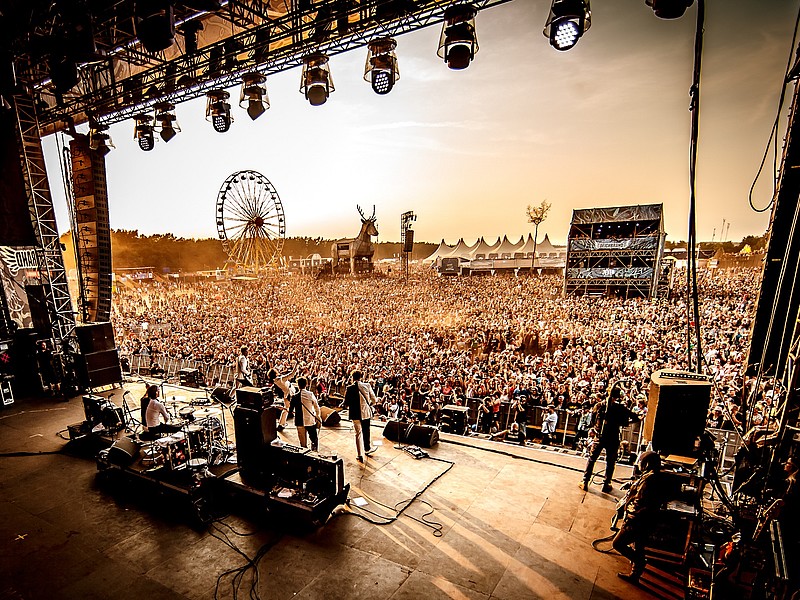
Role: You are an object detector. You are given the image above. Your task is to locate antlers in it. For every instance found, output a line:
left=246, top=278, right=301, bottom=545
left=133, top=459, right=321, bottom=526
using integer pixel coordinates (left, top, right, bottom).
left=356, top=204, right=376, bottom=221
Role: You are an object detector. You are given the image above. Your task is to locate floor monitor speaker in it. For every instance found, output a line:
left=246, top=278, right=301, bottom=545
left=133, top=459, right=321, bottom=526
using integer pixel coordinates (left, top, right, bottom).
left=108, top=437, right=140, bottom=466
left=320, top=406, right=341, bottom=427
left=383, top=420, right=439, bottom=448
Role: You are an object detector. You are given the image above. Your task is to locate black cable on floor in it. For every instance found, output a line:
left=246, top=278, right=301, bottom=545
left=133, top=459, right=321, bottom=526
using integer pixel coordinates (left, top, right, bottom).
left=0, top=450, right=65, bottom=457
left=336, top=455, right=454, bottom=536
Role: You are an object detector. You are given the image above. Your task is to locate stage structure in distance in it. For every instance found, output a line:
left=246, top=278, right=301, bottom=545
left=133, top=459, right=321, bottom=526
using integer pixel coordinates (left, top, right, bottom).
left=331, top=205, right=378, bottom=275
left=564, top=204, right=666, bottom=298
left=216, top=170, right=286, bottom=275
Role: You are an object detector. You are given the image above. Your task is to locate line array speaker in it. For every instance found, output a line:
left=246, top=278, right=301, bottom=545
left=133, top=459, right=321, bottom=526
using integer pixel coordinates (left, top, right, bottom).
left=70, top=136, right=112, bottom=323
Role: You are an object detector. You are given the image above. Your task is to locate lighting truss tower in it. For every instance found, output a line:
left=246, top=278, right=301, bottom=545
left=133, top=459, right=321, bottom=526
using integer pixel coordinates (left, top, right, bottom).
left=12, top=94, right=76, bottom=344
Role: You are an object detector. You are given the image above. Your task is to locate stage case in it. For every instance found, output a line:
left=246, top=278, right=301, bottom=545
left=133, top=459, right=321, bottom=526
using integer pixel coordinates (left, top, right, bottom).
left=564, top=203, right=667, bottom=299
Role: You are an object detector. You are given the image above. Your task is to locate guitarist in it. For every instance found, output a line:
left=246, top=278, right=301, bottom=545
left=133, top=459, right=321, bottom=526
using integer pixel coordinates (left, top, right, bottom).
left=613, top=451, right=664, bottom=584
left=580, top=381, right=640, bottom=493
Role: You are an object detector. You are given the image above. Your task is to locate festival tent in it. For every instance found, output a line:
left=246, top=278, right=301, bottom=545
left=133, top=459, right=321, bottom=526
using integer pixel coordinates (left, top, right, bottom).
left=470, top=236, right=502, bottom=259
left=495, top=235, right=525, bottom=257
left=423, top=239, right=455, bottom=263
left=519, top=233, right=562, bottom=256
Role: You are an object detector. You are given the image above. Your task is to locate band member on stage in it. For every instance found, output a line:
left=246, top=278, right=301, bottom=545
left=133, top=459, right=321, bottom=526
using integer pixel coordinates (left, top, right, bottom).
left=580, top=382, right=640, bottom=493
left=272, top=363, right=299, bottom=432
left=346, top=370, right=377, bottom=463
left=295, top=377, right=322, bottom=451
left=143, top=385, right=181, bottom=434
left=613, top=451, right=664, bottom=583
left=235, top=346, right=253, bottom=387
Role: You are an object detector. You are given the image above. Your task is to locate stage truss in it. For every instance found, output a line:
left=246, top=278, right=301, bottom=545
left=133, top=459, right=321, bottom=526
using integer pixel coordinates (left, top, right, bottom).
left=216, top=170, right=286, bottom=275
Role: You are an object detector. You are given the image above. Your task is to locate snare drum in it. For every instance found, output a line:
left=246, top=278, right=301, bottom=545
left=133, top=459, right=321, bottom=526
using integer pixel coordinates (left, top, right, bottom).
left=178, top=407, right=195, bottom=422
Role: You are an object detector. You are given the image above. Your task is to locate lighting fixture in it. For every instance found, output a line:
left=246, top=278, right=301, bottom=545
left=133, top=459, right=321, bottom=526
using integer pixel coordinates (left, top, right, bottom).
left=645, top=0, right=694, bottom=19
left=544, top=0, right=591, bottom=51
left=178, top=20, right=203, bottom=55
left=239, top=73, right=269, bottom=120
left=364, top=38, right=399, bottom=95
left=153, top=101, right=179, bottom=142
left=437, top=4, right=478, bottom=70
left=135, top=0, right=175, bottom=53
left=133, top=113, right=155, bottom=151
left=300, top=54, right=334, bottom=106
left=206, top=89, right=232, bottom=132
left=88, top=120, right=113, bottom=156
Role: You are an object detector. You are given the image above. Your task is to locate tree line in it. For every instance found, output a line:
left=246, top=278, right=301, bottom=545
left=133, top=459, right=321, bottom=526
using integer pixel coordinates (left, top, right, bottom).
left=60, top=230, right=437, bottom=273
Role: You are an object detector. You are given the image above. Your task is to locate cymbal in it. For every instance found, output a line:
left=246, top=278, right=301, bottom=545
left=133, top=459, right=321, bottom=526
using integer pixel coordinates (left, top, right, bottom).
left=193, top=407, right=222, bottom=418
left=164, top=395, right=188, bottom=404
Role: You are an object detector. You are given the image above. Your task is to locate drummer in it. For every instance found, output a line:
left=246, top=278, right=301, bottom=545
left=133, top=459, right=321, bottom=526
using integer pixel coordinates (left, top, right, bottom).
left=143, top=385, right=181, bottom=435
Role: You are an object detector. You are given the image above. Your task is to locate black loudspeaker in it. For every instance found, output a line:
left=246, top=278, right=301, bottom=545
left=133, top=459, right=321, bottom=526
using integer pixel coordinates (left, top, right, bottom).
left=24, top=285, right=51, bottom=337
left=0, top=106, right=36, bottom=247
left=320, top=406, right=341, bottom=427
left=403, top=229, right=414, bottom=253
left=236, top=386, right=270, bottom=409
left=644, top=370, right=711, bottom=457
left=233, top=406, right=277, bottom=483
left=179, top=367, right=202, bottom=388
left=76, top=322, right=115, bottom=353
left=383, top=420, right=439, bottom=448
left=211, top=386, right=234, bottom=405
left=108, top=437, right=140, bottom=466
left=77, top=349, right=122, bottom=388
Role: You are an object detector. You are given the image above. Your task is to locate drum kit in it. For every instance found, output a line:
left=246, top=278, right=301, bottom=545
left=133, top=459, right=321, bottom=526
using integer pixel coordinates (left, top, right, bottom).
left=141, top=396, right=228, bottom=472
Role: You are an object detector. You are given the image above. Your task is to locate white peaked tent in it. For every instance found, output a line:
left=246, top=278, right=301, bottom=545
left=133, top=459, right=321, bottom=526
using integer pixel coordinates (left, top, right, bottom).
left=519, top=233, right=562, bottom=255
left=495, top=235, right=525, bottom=257
left=423, top=239, right=454, bottom=263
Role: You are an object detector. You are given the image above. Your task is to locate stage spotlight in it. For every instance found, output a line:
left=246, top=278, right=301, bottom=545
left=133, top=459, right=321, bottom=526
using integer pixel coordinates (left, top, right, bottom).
left=178, top=20, right=203, bottom=55
left=133, top=113, right=155, bottom=151
left=300, top=54, right=334, bottom=106
left=135, top=0, right=175, bottom=53
left=206, top=89, right=232, bottom=132
left=437, top=4, right=478, bottom=70
left=88, top=120, right=114, bottom=156
left=364, top=38, right=399, bottom=95
left=154, top=101, right=179, bottom=142
left=646, top=0, right=694, bottom=19
left=239, top=72, right=269, bottom=120
left=544, top=0, right=591, bottom=51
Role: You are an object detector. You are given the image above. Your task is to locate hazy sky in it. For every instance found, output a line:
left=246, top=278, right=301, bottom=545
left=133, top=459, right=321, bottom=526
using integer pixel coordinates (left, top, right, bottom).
left=42, top=0, right=797, bottom=245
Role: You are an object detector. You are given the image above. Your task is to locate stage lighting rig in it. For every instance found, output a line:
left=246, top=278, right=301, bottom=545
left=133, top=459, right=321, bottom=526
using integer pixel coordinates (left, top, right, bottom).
left=133, top=113, right=156, bottom=151
left=239, top=73, right=269, bottom=120
left=88, top=120, right=113, bottom=156
left=300, top=54, right=334, bottom=106
left=154, top=101, right=180, bottom=142
left=364, top=38, right=399, bottom=95
left=437, top=4, right=478, bottom=70
left=646, top=0, right=694, bottom=19
left=544, top=0, right=591, bottom=51
left=206, top=89, right=232, bottom=132
left=135, top=0, right=176, bottom=53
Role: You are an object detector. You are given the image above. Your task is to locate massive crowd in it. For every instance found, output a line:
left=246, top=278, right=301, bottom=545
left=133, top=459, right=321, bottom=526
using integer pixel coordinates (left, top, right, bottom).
left=112, top=266, right=773, bottom=442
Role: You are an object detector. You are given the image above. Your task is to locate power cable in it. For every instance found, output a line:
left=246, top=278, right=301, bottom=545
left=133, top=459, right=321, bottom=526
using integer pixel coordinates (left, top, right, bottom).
left=748, top=3, right=800, bottom=213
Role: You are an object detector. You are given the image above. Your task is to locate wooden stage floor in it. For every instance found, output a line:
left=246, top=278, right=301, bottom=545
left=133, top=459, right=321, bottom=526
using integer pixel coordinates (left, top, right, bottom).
left=0, top=385, right=686, bottom=600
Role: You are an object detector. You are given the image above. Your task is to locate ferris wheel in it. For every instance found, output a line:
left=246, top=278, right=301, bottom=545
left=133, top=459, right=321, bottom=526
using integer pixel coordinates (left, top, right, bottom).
left=216, top=170, right=286, bottom=274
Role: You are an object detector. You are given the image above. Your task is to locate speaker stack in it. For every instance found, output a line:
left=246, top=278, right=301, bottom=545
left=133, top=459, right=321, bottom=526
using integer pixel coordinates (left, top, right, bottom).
left=233, top=405, right=278, bottom=484
left=75, top=323, right=121, bottom=388
left=383, top=419, right=439, bottom=448
left=644, top=370, right=712, bottom=457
